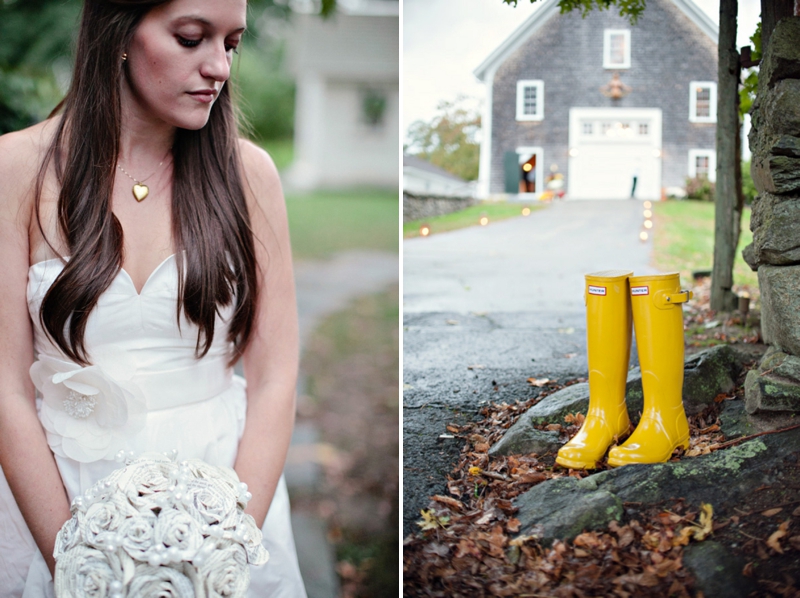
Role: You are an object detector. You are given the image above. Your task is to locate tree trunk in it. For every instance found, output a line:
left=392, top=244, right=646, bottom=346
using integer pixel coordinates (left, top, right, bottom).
left=711, top=0, right=740, bottom=312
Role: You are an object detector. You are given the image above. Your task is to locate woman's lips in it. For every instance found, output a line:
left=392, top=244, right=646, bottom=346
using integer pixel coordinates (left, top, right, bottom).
left=187, top=90, right=216, bottom=103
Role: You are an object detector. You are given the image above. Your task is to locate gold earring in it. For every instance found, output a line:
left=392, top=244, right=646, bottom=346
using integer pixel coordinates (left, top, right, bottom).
left=122, top=53, right=128, bottom=62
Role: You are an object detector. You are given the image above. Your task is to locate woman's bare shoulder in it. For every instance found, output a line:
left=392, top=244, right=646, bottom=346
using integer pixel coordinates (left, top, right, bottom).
left=237, top=139, right=283, bottom=211
left=0, top=117, right=60, bottom=209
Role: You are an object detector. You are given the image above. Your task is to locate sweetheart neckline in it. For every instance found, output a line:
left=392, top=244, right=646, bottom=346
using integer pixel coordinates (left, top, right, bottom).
left=28, top=253, right=178, bottom=297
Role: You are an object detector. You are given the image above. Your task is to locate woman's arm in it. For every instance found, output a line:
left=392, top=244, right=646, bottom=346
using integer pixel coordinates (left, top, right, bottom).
left=234, top=140, right=299, bottom=527
left=0, top=129, right=72, bottom=577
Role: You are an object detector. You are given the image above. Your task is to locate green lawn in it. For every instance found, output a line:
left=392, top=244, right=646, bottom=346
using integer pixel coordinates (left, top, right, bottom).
left=651, top=200, right=757, bottom=290
left=403, top=202, right=541, bottom=238
left=286, top=189, right=398, bottom=260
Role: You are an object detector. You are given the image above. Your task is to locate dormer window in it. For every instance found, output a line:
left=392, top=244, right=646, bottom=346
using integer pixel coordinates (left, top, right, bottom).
left=689, top=82, right=717, bottom=122
left=516, top=80, right=544, bottom=121
left=603, top=30, right=630, bottom=69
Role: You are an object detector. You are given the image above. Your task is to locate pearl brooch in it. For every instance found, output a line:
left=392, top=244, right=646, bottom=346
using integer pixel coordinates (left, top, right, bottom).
left=62, top=390, right=97, bottom=419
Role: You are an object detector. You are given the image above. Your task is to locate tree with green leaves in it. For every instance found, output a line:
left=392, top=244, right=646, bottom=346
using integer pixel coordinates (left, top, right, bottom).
left=406, top=96, right=482, bottom=181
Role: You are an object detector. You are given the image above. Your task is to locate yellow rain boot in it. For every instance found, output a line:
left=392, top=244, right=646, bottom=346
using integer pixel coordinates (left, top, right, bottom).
left=607, top=273, right=692, bottom=467
left=556, top=270, right=633, bottom=470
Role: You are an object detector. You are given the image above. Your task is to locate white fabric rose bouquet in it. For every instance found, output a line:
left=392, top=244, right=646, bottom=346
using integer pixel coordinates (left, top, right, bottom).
left=53, top=453, right=268, bottom=598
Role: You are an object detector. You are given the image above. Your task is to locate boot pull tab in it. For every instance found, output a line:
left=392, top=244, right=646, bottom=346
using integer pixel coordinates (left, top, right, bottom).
left=653, top=289, right=693, bottom=309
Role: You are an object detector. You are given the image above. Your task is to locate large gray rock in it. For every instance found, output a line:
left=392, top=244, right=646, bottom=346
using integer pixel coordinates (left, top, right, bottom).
left=750, top=79, right=800, bottom=197
left=758, top=264, right=800, bottom=355
left=490, top=346, right=742, bottom=457
left=744, top=346, right=800, bottom=414
left=515, top=476, right=623, bottom=545
left=758, top=17, right=800, bottom=90
left=681, top=345, right=741, bottom=414
left=683, top=541, right=756, bottom=598
left=488, top=427, right=561, bottom=457
left=748, top=193, right=800, bottom=267
left=515, top=426, right=800, bottom=544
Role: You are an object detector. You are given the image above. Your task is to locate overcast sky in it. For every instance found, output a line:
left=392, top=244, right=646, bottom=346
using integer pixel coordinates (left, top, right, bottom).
left=403, top=0, right=762, bottom=140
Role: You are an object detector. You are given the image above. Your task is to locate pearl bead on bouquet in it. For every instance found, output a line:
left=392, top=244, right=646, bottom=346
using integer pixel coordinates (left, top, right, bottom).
left=53, top=452, right=268, bottom=597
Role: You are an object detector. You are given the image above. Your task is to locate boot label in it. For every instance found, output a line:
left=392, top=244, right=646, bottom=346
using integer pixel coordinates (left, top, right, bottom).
left=587, top=285, right=606, bottom=296
left=631, top=286, right=649, bottom=296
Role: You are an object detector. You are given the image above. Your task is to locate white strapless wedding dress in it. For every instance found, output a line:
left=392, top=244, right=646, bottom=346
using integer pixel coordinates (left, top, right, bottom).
left=0, top=254, right=307, bottom=597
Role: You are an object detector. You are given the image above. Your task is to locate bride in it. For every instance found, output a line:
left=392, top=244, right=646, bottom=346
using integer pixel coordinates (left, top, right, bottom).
left=0, top=0, right=306, bottom=595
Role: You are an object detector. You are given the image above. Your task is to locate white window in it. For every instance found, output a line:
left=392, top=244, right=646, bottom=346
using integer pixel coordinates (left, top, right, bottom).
left=688, top=149, right=716, bottom=182
left=638, top=123, right=649, bottom=135
left=583, top=122, right=593, bottom=135
left=603, top=30, right=631, bottom=69
left=516, top=80, right=544, bottom=121
left=689, top=82, right=717, bottom=123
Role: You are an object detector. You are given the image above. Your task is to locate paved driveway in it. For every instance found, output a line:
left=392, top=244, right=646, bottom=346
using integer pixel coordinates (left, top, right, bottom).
left=404, top=200, right=658, bottom=314
left=402, top=199, right=658, bottom=536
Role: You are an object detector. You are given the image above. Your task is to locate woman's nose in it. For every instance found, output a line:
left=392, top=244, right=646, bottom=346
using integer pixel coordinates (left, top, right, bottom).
left=200, top=41, right=231, bottom=82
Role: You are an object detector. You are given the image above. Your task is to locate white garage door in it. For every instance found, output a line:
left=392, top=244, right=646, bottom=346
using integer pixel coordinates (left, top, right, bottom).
left=568, top=108, right=662, bottom=200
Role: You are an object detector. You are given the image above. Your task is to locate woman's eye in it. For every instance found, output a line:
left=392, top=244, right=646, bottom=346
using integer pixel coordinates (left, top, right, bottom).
left=177, top=36, right=201, bottom=48
left=225, top=43, right=239, bottom=54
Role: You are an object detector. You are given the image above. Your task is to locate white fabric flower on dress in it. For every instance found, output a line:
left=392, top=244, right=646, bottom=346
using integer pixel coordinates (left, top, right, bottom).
left=30, top=350, right=146, bottom=463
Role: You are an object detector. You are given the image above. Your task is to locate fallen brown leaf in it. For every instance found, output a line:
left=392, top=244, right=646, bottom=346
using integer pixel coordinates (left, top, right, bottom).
left=766, top=520, right=789, bottom=553
left=527, top=377, right=550, bottom=387
left=432, top=494, right=463, bottom=511
left=762, top=507, right=783, bottom=517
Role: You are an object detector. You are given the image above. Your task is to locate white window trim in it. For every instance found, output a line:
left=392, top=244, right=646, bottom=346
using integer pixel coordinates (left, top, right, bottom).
left=689, top=81, right=717, bottom=123
left=688, top=149, right=716, bottom=182
left=516, top=80, right=544, bottom=121
left=603, top=30, right=631, bottom=69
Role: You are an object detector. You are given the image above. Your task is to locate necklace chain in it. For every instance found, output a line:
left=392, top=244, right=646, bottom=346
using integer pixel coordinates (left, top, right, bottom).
left=116, top=149, right=171, bottom=184
left=116, top=148, right=172, bottom=202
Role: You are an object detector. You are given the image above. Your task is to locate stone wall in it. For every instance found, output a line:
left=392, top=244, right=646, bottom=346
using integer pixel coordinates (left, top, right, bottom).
left=403, top=193, right=477, bottom=223
left=742, top=17, right=800, bottom=414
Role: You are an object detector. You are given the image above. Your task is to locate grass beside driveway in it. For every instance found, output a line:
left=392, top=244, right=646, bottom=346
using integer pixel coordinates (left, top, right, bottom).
left=651, top=200, right=757, bottom=290
left=403, top=202, right=542, bottom=238
left=286, top=188, right=398, bottom=260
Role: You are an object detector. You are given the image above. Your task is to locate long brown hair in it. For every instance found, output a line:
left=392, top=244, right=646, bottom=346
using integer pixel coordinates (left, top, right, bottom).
left=35, top=0, right=258, bottom=366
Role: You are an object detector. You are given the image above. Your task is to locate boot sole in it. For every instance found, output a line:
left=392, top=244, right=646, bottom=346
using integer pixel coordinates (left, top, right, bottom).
left=555, top=455, right=599, bottom=470
left=606, top=436, right=690, bottom=467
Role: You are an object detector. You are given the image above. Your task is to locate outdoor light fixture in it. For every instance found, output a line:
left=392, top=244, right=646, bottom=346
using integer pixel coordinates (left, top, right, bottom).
left=653, top=149, right=662, bottom=158
left=643, top=209, right=652, bottom=218
left=522, top=163, right=533, bottom=172
left=522, top=207, right=531, bottom=216
left=643, top=201, right=652, bottom=209
left=644, top=220, right=653, bottom=229
left=640, top=231, right=649, bottom=241
left=569, top=148, right=579, bottom=157
left=420, top=224, right=431, bottom=237
left=479, top=215, right=489, bottom=226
